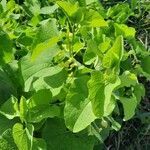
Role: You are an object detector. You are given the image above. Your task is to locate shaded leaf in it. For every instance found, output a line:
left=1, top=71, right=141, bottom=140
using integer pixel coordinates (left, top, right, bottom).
left=0, top=129, right=17, bottom=150
left=32, top=138, right=47, bottom=150
left=0, top=29, right=13, bottom=64
left=42, top=118, right=95, bottom=150
left=27, top=105, right=60, bottom=123
left=141, top=56, right=150, bottom=75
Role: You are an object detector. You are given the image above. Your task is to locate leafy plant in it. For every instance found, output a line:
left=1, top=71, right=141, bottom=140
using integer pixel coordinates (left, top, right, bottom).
left=0, top=0, right=149, bottom=149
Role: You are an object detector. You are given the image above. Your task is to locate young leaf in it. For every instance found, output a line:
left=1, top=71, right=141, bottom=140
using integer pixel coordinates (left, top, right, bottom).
left=114, top=23, right=136, bottom=38
left=13, top=123, right=34, bottom=150
left=19, top=97, right=28, bottom=123
left=102, top=36, right=124, bottom=69
left=57, top=1, right=78, bottom=17
left=84, top=9, right=108, bottom=27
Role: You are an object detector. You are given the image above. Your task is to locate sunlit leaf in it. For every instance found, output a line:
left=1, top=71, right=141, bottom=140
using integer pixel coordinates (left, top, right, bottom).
left=13, top=123, right=34, bottom=150
left=120, top=96, right=137, bottom=121
left=103, top=36, right=124, bottom=69
left=64, top=76, right=96, bottom=132
left=57, top=1, right=78, bottom=17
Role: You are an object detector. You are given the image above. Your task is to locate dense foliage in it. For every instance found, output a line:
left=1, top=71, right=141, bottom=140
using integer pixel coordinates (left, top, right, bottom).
left=0, top=0, right=149, bottom=149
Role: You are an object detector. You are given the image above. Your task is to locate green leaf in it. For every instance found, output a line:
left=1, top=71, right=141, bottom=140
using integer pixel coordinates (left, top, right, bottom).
left=98, top=38, right=111, bottom=53
left=88, top=71, right=104, bottom=117
left=88, top=71, right=105, bottom=117
left=107, top=3, right=132, bottom=23
left=29, top=89, right=52, bottom=108
left=57, top=1, right=79, bottom=17
left=0, top=29, right=13, bottom=64
left=83, top=51, right=96, bottom=65
left=104, top=77, right=121, bottom=116
left=43, top=68, right=67, bottom=89
left=131, top=0, right=138, bottom=9
left=42, top=118, right=95, bottom=150
left=13, top=123, right=34, bottom=150
left=84, top=9, right=108, bottom=27
left=29, top=1, right=41, bottom=16
left=83, top=40, right=101, bottom=65
left=31, top=19, right=60, bottom=61
left=120, top=96, right=137, bottom=121
left=0, top=129, right=17, bottom=150
left=77, top=0, right=86, bottom=6
left=86, top=0, right=97, bottom=5
left=17, top=33, right=33, bottom=47
left=33, top=19, right=58, bottom=45
left=88, top=71, right=120, bottom=117
left=73, top=42, right=84, bottom=53
left=27, top=105, right=60, bottom=123
left=104, top=95, right=116, bottom=117
left=21, top=55, right=64, bottom=92
left=40, top=5, right=58, bottom=15
left=1, top=0, right=6, bottom=11
left=32, top=68, right=67, bottom=97
left=31, top=37, right=59, bottom=61
left=118, top=71, right=138, bottom=88
left=102, top=36, right=124, bottom=69
left=134, top=83, right=145, bottom=104
left=141, top=56, right=150, bottom=75
left=19, top=97, right=28, bottom=122
left=0, top=115, right=17, bottom=135
left=64, top=76, right=96, bottom=133
left=32, top=138, right=47, bottom=150
left=0, top=96, right=18, bottom=119
left=114, top=23, right=136, bottom=38
left=27, top=89, right=60, bottom=123
left=0, top=67, right=18, bottom=105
